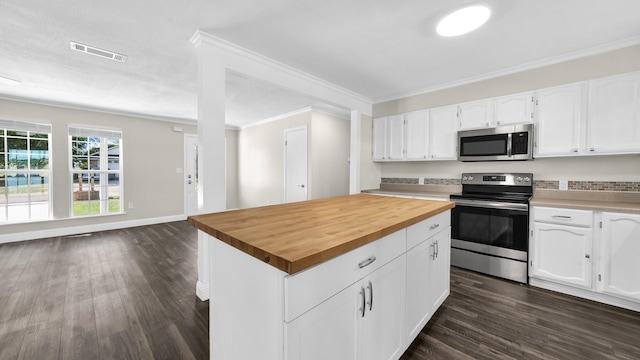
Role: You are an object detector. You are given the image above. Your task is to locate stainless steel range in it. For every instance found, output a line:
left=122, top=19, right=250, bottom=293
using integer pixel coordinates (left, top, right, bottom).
left=449, top=173, right=533, bottom=283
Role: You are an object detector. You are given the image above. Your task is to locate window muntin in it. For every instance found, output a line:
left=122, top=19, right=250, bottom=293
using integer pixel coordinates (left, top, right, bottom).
left=0, top=121, right=52, bottom=223
left=69, top=126, right=122, bottom=217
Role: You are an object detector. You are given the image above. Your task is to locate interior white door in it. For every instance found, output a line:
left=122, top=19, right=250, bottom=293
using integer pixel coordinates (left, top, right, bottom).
left=285, top=127, right=308, bottom=203
left=185, top=134, right=199, bottom=215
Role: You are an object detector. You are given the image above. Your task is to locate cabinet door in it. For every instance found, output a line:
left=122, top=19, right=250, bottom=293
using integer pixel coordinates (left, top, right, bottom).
left=405, top=240, right=431, bottom=341
left=360, top=256, right=405, bottom=360
left=286, top=281, right=359, bottom=360
left=459, top=99, right=492, bottom=130
left=429, top=229, right=451, bottom=312
left=372, top=117, right=387, bottom=161
left=599, top=212, right=640, bottom=302
left=534, top=83, right=587, bottom=157
left=587, top=72, right=640, bottom=154
left=531, top=222, right=592, bottom=289
left=494, top=91, right=534, bottom=126
left=405, top=110, right=429, bottom=160
left=387, top=115, right=405, bottom=160
left=429, top=105, right=458, bottom=160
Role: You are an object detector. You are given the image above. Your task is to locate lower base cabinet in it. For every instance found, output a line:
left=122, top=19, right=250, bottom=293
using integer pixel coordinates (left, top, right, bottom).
left=530, top=207, right=640, bottom=312
left=286, top=256, right=406, bottom=360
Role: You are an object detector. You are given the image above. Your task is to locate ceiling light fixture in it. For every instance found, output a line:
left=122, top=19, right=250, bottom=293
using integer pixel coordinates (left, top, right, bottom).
left=0, top=76, right=21, bottom=86
left=70, top=41, right=128, bottom=63
left=436, top=5, right=491, bottom=37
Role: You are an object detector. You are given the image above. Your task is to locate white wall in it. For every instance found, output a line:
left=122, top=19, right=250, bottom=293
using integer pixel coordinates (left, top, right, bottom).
left=370, top=44, right=640, bottom=183
left=237, top=110, right=351, bottom=209
left=309, top=111, right=350, bottom=199
left=0, top=98, right=197, bottom=241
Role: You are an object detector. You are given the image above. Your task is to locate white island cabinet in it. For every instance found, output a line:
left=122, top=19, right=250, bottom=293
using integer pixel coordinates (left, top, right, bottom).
left=189, top=194, right=454, bottom=360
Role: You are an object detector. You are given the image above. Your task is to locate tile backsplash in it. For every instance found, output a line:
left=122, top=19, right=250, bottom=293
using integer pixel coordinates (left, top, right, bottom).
left=381, top=178, right=640, bottom=192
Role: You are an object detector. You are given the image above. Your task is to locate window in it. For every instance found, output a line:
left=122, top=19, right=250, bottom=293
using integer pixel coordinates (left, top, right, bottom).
left=69, top=126, right=122, bottom=216
left=0, top=120, right=52, bottom=223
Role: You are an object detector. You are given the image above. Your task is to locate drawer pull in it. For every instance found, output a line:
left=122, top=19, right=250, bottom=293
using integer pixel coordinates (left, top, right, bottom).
left=358, top=256, right=377, bottom=269
left=367, top=281, right=373, bottom=311
left=551, top=215, right=572, bottom=220
left=429, top=223, right=440, bottom=231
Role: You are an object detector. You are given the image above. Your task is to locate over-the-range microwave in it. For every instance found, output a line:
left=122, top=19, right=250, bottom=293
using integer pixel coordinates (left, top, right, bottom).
left=457, top=123, right=533, bottom=161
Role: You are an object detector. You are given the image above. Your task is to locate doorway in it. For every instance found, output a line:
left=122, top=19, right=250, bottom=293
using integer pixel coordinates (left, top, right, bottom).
left=284, top=126, right=308, bottom=203
left=184, top=134, right=199, bottom=215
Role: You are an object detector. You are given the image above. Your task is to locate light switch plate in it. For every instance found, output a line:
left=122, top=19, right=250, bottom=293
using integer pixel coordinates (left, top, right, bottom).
left=559, top=180, right=569, bottom=191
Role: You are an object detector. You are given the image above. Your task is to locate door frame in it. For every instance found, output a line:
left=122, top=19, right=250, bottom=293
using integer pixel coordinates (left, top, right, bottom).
left=184, top=133, right=198, bottom=216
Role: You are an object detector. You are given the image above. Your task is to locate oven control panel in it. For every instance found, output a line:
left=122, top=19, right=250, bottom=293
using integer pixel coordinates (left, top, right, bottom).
left=461, top=173, right=532, bottom=186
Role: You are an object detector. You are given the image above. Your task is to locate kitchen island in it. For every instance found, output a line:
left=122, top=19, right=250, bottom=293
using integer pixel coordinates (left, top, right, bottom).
left=188, top=193, right=454, bottom=360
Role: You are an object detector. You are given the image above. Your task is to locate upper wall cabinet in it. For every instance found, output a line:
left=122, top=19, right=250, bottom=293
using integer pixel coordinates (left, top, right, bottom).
left=373, top=107, right=457, bottom=162
left=459, top=91, right=534, bottom=130
left=534, top=71, right=640, bottom=158
left=534, top=83, right=587, bottom=157
left=428, top=105, right=458, bottom=160
left=587, top=72, right=640, bottom=155
left=372, top=115, right=405, bottom=161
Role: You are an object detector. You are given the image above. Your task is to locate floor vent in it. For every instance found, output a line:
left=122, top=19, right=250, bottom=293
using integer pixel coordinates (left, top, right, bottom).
left=70, top=41, right=127, bottom=63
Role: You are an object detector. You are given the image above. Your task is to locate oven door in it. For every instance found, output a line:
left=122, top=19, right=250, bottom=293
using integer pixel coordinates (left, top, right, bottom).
left=451, top=200, right=528, bottom=259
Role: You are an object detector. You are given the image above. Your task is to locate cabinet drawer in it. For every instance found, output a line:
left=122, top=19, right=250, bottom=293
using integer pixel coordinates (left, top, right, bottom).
left=407, top=210, right=451, bottom=249
left=284, top=229, right=405, bottom=322
left=533, top=207, right=592, bottom=227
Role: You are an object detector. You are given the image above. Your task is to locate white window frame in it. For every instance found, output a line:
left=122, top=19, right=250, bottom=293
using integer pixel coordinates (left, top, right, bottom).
left=0, top=119, right=52, bottom=223
left=69, top=125, right=123, bottom=217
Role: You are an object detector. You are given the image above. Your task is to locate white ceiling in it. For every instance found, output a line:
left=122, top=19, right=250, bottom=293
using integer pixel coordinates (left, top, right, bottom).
left=1, top=0, right=640, bottom=127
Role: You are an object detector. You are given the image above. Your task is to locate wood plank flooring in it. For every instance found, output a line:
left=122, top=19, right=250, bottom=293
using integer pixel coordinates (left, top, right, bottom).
left=1, top=221, right=640, bottom=359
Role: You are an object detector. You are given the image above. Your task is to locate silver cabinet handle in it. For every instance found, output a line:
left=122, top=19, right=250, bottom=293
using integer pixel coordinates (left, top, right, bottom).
left=435, top=240, right=439, bottom=258
left=360, top=287, right=366, bottom=317
left=429, top=223, right=440, bottom=231
left=551, top=215, right=572, bottom=219
left=367, top=281, right=373, bottom=311
left=358, top=256, right=376, bottom=269
left=430, top=243, right=435, bottom=260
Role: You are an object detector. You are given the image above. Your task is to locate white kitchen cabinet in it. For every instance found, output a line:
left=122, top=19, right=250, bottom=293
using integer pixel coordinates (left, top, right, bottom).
left=598, top=212, right=640, bottom=302
left=458, top=99, right=492, bottom=130
left=286, top=256, right=405, bottom=360
left=405, top=110, right=430, bottom=160
left=494, top=91, right=535, bottom=126
left=372, top=115, right=405, bottom=161
left=405, top=214, right=451, bottom=342
left=587, top=72, right=640, bottom=154
left=428, top=105, right=458, bottom=160
left=372, top=116, right=387, bottom=161
left=534, top=83, right=587, bottom=157
left=531, top=222, right=593, bottom=289
left=530, top=207, right=593, bottom=289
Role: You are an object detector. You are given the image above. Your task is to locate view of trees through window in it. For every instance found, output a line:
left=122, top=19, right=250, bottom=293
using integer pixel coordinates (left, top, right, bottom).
left=0, top=127, right=51, bottom=223
left=70, top=130, right=122, bottom=217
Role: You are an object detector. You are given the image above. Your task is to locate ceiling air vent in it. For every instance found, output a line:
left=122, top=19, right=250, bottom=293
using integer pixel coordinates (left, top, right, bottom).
left=70, top=41, right=127, bottom=63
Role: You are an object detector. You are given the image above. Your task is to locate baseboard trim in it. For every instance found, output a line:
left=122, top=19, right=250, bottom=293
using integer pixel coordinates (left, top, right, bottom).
left=0, top=214, right=187, bottom=244
left=196, top=281, right=210, bottom=301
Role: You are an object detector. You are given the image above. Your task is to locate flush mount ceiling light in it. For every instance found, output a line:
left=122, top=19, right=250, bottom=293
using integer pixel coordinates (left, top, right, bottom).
left=70, top=41, right=127, bottom=62
left=436, top=5, right=491, bottom=37
left=0, top=75, right=21, bottom=86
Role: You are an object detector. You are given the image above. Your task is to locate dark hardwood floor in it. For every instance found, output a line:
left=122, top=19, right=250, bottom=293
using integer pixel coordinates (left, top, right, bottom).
left=1, top=221, right=639, bottom=359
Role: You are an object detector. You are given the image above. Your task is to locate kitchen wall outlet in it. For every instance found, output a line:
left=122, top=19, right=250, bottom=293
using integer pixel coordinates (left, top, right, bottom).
left=128, top=202, right=134, bottom=209
left=559, top=180, right=569, bottom=191
left=418, top=177, right=425, bottom=185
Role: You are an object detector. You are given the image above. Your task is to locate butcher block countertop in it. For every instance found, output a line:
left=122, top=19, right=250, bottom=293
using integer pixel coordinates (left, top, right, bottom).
left=188, top=193, right=454, bottom=274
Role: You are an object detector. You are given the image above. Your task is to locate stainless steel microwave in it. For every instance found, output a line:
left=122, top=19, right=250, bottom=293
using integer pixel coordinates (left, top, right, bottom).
left=458, top=124, right=533, bottom=161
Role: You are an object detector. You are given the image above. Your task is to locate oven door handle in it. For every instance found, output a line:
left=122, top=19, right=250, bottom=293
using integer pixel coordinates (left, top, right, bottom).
left=453, top=199, right=529, bottom=211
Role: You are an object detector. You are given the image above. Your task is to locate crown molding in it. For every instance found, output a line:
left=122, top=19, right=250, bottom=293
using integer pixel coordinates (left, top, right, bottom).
left=375, top=35, right=640, bottom=103
left=190, top=30, right=372, bottom=115
left=0, top=94, right=198, bottom=125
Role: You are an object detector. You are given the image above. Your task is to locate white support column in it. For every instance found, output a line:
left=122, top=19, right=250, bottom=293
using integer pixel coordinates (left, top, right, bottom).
left=349, top=110, right=361, bottom=194
left=193, top=41, right=227, bottom=301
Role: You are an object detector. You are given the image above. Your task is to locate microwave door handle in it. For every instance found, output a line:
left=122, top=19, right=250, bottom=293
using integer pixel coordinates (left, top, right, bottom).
left=507, top=133, right=513, bottom=157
